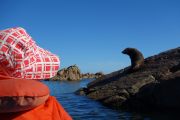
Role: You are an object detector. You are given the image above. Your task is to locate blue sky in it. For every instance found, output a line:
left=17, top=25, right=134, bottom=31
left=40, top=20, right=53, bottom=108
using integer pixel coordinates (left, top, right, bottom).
left=0, top=0, right=179, bottom=73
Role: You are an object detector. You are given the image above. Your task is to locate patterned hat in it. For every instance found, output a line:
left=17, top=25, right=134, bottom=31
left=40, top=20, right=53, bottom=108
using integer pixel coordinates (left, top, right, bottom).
left=0, top=27, right=60, bottom=79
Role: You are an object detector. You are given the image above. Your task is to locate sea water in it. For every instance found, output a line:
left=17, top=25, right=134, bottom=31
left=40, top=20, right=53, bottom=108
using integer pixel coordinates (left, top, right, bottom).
left=43, top=79, right=179, bottom=120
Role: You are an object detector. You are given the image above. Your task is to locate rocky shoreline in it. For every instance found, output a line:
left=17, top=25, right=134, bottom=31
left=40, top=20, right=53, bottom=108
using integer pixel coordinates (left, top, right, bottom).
left=76, top=47, right=180, bottom=112
left=47, top=65, right=104, bottom=81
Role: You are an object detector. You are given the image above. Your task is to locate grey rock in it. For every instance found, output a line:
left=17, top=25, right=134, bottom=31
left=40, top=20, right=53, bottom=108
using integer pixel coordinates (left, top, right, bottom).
left=76, top=47, right=180, bottom=111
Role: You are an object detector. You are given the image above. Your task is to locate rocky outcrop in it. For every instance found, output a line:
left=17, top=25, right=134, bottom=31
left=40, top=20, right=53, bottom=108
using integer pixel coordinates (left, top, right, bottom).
left=82, top=72, right=104, bottom=79
left=58, top=65, right=81, bottom=80
left=76, top=47, right=180, bottom=111
left=49, top=65, right=104, bottom=81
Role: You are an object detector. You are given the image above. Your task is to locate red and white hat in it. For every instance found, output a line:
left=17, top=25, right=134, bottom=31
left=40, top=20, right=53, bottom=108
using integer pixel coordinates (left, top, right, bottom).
left=0, top=27, right=60, bottom=79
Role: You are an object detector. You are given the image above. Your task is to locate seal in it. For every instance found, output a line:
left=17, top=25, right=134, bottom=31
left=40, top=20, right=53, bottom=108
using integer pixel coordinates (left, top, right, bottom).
left=122, top=48, right=144, bottom=70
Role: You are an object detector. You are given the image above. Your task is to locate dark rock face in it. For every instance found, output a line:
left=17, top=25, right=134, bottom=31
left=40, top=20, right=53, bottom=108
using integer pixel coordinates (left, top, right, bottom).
left=76, top=47, right=180, bottom=111
left=49, top=65, right=104, bottom=81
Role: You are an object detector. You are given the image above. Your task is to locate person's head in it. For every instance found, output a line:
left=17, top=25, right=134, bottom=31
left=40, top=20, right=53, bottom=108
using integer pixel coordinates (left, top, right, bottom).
left=0, top=27, right=60, bottom=79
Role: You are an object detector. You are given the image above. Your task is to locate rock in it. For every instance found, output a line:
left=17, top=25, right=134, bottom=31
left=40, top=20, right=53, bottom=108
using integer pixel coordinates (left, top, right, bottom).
left=75, top=88, right=88, bottom=96
left=50, top=65, right=81, bottom=81
left=76, top=47, right=180, bottom=111
left=81, top=73, right=94, bottom=79
left=153, top=71, right=180, bottom=108
left=95, top=72, right=104, bottom=78
left=49, top=65, right=104, bottom=81
left=67, top=65, right=81, bottom=80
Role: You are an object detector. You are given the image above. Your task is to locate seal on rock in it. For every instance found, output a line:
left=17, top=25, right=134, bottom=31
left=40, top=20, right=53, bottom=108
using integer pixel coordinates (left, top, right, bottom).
left=122, top=48, right=144, bottom=70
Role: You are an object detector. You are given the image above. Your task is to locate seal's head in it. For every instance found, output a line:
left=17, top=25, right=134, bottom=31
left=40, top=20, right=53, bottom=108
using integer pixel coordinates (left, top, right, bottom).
left=122, top=48, right=135, bottom=56
left=122, top=48, right=128, bottom=54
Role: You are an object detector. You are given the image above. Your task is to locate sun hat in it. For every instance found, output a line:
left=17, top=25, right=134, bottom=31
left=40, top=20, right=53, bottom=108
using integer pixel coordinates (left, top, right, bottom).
left=0, top=27, right=60, bottom=79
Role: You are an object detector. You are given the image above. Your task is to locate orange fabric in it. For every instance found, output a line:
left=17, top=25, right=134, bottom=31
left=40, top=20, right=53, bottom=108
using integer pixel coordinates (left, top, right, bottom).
left=0, top=95, right=49, bottom=113
left=0, top=74, right=19, bottom=80
left=0, top=79, right=50, bottom=112
left=0, top=96, right=72, bottom=120
left=0, top=79, right=49, bottom=96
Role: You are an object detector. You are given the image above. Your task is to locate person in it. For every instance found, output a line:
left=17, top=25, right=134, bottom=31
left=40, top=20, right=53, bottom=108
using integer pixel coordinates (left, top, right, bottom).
left=0, top=27, right=72, bottom=120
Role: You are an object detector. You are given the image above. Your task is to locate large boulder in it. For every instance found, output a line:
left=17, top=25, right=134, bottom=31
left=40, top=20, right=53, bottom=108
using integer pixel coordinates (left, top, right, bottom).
left=56, top=65, right=81, bottom=81
left=76, top=47, right=180, bottom=111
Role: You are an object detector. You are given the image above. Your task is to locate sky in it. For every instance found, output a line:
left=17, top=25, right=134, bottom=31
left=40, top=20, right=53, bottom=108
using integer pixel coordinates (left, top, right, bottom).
left=0, top=0, right=179, bottom=74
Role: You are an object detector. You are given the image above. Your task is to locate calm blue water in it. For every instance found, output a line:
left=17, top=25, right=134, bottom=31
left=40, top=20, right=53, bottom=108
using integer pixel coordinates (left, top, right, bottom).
left=43, top=79, right=179, bottom=120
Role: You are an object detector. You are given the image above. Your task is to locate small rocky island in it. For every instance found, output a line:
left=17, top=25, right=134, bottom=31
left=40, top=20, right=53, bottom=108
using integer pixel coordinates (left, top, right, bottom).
left=48, top=65, right=104, bottom=81
left=76, top=47, right=180, bottom=112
